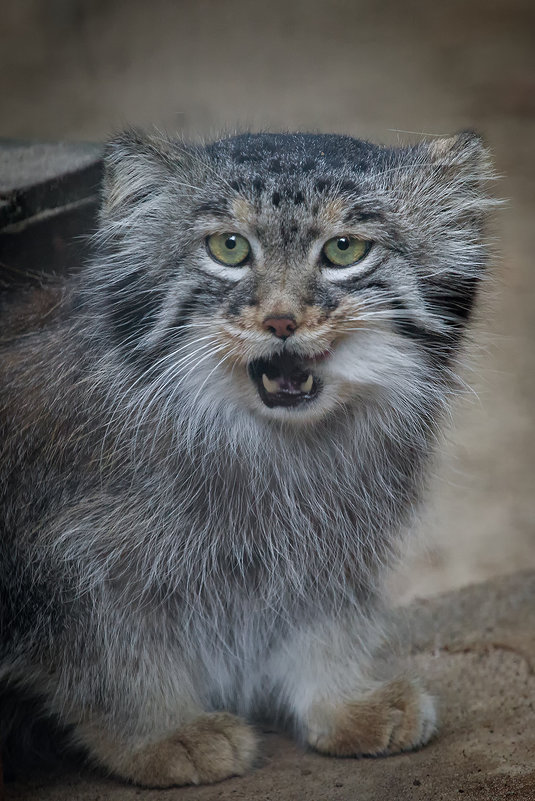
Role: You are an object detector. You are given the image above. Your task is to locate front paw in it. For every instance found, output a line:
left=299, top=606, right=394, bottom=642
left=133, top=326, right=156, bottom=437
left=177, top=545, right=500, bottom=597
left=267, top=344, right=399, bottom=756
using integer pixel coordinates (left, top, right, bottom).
left=306, top=678, right=437, bottom=757
left=116, top=713, right=257, bottom=787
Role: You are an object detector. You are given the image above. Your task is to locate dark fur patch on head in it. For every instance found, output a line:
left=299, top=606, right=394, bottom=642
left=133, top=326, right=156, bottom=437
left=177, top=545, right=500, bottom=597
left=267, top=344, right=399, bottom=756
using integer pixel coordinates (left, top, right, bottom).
left=315, top=178, right=331, bottom=193
left=171, top=284, right=206, bottom=334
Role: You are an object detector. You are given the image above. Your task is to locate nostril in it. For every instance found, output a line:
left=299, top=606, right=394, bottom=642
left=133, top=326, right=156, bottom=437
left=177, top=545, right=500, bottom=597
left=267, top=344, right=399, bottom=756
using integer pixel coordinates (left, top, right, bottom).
left=262, top=316, right=298, bottom=339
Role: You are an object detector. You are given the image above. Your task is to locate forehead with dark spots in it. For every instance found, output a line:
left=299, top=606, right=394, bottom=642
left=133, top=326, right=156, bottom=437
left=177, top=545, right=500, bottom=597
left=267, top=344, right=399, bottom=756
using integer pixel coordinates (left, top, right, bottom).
left=186, top=133, right=397, bottom=236
left=204, top=132, right=391, bottom=174
left=198, top=133, right=394, bottom=211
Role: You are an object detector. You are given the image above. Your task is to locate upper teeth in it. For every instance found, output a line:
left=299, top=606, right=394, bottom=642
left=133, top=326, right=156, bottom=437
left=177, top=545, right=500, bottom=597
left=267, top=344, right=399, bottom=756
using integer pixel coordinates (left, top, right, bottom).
left=300, top=374, right=313, bottom=393
left=262, top=374, right=279, bottom=393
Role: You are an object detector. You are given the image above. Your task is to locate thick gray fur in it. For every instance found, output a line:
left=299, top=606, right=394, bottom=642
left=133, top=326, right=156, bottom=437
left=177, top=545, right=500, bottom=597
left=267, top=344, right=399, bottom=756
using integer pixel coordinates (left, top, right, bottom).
left=0, top=130, right=495, bottom=784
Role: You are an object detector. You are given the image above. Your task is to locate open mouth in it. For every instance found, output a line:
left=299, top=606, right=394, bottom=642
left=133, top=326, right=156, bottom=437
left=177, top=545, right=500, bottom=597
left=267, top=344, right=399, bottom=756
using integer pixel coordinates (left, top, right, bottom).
left=248, top=352, right=321, bottom=409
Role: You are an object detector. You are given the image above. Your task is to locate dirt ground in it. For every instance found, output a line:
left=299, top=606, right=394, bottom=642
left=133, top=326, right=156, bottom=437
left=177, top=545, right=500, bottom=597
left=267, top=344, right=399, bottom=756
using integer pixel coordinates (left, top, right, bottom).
left=7, top=572, right=535, bottom=801
left=1, top=1, right=535, bottom=798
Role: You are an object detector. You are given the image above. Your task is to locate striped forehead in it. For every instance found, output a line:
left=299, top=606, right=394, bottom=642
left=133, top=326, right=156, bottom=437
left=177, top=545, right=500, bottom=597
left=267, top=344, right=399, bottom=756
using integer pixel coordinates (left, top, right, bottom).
left=217, top=183, right=358, bottom=227
left=193, top=182, right=387, bottom=261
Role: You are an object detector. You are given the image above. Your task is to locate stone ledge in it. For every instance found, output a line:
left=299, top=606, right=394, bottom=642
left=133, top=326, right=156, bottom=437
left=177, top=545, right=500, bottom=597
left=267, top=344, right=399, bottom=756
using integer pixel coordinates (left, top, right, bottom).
left=5, top=571, right=535, bottom=801
left=0, top=140, right=102, bottom=293
left=0, top=140, right=102, bottom=228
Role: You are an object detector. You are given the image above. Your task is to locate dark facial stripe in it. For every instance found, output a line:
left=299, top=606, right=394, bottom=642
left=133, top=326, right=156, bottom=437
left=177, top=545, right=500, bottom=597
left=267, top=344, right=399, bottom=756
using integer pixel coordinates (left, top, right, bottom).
left=423, top=277, right=480, bottom=324
left=131, top=282, right=228, bottom=379
left=342, top=278, right=464, bottom=358
left=343, top=207, right=385, bottom=224
left=226, top=275, right=257, bottom=315
left=304, top=276, right=341, bottom=311
left=388, top=298, right=434, bottom=342
left=171, top=284, right=206, bottom=336
left=106, top=270, right=162, bottom=360
left=194, top=198, right=229, bottom=217
left=109, top=279, right=213, bottom=376
left=387, top=296, right=468, bottom=363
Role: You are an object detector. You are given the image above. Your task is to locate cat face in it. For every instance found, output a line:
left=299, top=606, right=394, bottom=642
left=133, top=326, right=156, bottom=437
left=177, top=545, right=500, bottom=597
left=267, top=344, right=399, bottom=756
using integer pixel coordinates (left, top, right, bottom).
left=91, top=131, right=493, bottom=425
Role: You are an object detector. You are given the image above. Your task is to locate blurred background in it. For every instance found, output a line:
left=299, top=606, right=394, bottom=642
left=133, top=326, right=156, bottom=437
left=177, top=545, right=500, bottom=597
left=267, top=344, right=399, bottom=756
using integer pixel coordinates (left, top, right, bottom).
left=2, top=0, right=534, bottom=602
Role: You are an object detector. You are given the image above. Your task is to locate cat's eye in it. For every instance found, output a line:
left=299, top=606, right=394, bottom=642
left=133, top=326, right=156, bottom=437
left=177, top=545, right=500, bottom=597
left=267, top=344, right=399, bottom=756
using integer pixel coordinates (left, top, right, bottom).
left=207, top=233, right=251, bottom=266
left=323, top=236, right=370, bottom=267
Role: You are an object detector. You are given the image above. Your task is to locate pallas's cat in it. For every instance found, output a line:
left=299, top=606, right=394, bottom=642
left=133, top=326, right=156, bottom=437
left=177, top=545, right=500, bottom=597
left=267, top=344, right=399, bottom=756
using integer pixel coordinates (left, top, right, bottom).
left=0, top=131, right=493, bottom=787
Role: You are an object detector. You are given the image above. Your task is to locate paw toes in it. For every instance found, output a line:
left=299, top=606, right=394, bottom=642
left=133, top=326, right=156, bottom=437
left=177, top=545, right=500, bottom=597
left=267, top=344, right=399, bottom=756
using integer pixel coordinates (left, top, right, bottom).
left=385, top=681, right=437, bottom=753
left=307, top=678, right=437, bottom=758
left=127, top=713, right=257, bottom=787
left=179, top=712, right=258, bottom=781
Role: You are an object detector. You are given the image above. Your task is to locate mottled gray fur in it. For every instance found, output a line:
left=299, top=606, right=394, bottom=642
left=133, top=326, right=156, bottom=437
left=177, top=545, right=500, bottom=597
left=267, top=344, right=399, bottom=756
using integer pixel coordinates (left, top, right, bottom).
left=0, top=130, right=495, bottom=786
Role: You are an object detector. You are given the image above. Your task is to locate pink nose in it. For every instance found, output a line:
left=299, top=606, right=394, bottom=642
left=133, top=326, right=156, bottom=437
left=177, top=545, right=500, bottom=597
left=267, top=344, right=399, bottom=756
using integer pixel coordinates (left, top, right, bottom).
left=262, top=316, right=297, bottom=339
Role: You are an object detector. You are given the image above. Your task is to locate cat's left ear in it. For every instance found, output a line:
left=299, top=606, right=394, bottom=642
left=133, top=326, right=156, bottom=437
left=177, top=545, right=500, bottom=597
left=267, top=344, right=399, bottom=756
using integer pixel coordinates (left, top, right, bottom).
left=425, top=131, right=493, bottom=181
left=101, top=129, right=175, bottom=217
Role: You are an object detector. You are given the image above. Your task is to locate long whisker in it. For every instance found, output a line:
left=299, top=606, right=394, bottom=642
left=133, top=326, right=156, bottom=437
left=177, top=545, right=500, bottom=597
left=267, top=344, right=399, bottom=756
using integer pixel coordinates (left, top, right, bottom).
left=99, top=338, right=221, bottom=463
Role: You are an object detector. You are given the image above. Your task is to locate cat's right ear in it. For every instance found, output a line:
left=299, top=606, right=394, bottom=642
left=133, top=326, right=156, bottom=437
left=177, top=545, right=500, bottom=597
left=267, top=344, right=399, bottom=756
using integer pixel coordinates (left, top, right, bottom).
left=101, top=130, right=175, bottom=218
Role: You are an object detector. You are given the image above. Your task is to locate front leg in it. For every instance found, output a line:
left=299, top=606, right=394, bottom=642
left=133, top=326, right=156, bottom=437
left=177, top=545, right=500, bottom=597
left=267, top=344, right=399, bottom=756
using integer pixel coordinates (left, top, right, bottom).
left=267, top=612, right=437, bottom=757
left=35, top=602, right=258, bottom=787
left=75, top=711, right=257, bottom=787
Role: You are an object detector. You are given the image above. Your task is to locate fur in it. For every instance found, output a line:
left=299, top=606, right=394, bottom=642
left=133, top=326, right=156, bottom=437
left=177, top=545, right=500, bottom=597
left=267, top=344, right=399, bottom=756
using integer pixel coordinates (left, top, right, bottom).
left=0, top=130, right=495, bottom=786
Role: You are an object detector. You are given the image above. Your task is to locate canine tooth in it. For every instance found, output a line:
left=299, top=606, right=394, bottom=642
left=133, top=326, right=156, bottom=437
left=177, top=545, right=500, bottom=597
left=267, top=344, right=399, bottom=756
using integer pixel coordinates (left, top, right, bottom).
left=262, top=374, right=279, bottom=393
left=300, top=374, right=314, bottom=393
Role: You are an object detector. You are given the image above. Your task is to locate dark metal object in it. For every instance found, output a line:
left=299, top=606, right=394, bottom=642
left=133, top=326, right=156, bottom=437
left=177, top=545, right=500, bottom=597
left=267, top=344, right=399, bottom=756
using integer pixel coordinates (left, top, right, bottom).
left=0, top=142, right=105, bottom=776
left=0, top=141, right=103, bottom=293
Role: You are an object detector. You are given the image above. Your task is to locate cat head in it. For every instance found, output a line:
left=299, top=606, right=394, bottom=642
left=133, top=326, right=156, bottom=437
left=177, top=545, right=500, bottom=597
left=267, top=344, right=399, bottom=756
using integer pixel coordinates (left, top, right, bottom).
left=86, top=130, right=495, bottom=426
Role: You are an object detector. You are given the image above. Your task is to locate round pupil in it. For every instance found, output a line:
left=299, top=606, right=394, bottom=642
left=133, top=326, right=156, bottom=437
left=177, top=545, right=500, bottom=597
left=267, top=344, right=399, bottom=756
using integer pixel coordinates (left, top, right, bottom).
left=225, top=236, right=237, bottom=250
left=337, top=237, right=350, bottom=251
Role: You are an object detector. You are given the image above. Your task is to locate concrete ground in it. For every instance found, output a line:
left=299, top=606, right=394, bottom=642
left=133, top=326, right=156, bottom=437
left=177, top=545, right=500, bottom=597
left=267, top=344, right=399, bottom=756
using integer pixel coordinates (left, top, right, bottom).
left=1, top=0, right=535, bottom=797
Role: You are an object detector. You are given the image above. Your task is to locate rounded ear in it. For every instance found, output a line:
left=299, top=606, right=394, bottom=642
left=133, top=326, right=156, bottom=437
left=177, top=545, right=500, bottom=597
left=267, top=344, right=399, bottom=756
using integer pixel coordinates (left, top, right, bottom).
left=101, top=129, right=175, bottom=216
left=426, top=130, right=493, bottom=180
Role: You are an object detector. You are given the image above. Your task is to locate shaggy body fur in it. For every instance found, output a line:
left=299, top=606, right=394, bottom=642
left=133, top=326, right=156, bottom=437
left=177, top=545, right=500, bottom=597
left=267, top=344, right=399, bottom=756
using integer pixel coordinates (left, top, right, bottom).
left=0, top=130, right=494, bottom=786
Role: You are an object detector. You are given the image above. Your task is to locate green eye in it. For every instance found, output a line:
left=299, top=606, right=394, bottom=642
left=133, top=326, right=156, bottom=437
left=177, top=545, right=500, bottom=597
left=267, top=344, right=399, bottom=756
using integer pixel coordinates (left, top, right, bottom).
left=207, top=233, right=250, bottom=266
left=323, top=236, right=370, bottom=267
